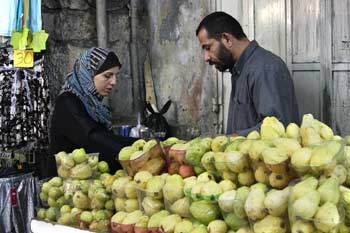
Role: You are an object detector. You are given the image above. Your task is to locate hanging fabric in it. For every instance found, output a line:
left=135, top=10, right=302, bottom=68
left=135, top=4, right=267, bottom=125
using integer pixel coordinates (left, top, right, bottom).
left=0, top=172, right=37, bottom=233
left=0, top=0, right=49, bottom=179
left=0, top=48, right=50, bottom=151
left=9, top=0, right=47, bottom=52
left=0, top=0, right=20, bottom=36
left=23, top=0, right=30, bottom=32
left=15, top=0, right=23, bottom=32
left=27, top=0, right=42, bottom=32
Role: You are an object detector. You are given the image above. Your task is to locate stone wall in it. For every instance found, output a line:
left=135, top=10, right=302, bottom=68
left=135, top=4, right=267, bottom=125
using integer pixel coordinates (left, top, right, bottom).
left=144, top=0, right=217, bottom=138
left=42, top=0, right=136, bottom=124
left=42, top=0, right=218, bottom=139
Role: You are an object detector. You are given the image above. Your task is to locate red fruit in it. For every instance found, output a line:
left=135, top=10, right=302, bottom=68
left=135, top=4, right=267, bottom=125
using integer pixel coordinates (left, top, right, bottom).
left=121, top=223, right=135, bottom=233
left=179, top=165, right=195, bottom=178
left=135, top=226, right=148, bottom=233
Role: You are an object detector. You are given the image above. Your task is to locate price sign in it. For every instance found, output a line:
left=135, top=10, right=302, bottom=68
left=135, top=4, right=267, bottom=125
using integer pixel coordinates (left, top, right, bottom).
left=14, top=50, right=34, bottom=68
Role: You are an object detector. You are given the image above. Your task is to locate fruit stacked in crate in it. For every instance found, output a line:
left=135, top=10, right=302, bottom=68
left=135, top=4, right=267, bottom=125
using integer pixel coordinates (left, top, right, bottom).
left=340, top=185, right=350, bottom=232
left=36, top=113, right=350, bottom=233
left=288, top=176, right=344, bottom=232
left=119, top=139, right=166, bottom=176
left=55, top=148, right=100, bottom=179
left=37, top=177, right=65, bottom=221
left=110, top=170, right=221, bottom=233
left=37, top=148, right=114, bottom=232
left=166, top=137, right=204, bottom=177
left=111, top=171, right=167, bottom=233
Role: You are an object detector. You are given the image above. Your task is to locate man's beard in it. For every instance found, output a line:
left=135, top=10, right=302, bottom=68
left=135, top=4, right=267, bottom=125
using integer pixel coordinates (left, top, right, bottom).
left=209, top=43, right=235, bottom=72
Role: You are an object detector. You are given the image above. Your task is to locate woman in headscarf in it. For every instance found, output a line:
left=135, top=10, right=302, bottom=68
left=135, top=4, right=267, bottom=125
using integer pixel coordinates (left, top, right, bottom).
left=50, top=47, right=137, bottom=173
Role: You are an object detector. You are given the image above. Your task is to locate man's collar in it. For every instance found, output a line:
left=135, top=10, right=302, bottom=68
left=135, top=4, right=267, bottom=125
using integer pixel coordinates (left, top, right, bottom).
left=230, top=40, right=259, bottom=75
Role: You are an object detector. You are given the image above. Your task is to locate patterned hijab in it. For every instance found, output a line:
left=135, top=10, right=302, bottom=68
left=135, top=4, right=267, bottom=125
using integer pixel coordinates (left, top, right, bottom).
left=60, top=48, right=120, bottom=130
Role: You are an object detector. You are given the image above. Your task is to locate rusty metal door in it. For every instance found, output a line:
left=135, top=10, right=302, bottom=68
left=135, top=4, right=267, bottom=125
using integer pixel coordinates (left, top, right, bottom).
left=218, top=0, right=350, bottom=136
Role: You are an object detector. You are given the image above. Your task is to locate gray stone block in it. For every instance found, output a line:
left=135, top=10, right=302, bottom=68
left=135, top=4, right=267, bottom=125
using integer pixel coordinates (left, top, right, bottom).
left=54, top=10, right=96, bottom=41
left=58, top=0, right=90, bottom=10
left=108, top=14, right=130, bottom=42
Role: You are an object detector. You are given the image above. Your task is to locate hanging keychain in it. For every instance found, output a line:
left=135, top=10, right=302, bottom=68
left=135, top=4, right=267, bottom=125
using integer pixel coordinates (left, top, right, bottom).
left=0, top=151, right=14, bottom=168
left=11, top=0, right=34, bottom=68
left=10, top=69, right=19, bottom=120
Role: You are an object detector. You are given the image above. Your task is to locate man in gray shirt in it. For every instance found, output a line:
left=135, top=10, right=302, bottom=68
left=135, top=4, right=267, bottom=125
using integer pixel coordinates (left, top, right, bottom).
left=196, top=12, right=300, bottom=135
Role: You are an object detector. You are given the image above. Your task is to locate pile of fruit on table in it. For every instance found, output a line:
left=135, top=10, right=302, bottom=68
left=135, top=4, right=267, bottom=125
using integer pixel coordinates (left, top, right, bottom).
left=36, top=114, right=350, bottom=233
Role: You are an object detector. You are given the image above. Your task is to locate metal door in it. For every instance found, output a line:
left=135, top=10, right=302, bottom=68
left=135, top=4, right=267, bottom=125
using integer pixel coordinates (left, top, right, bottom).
left=217, top=0, right=350, bottom=136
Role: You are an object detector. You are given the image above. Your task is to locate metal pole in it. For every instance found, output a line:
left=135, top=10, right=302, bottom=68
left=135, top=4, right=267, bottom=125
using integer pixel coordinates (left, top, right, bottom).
left=96, top=0, right=110, bottom=110
left=96, top=0, right=107, bottom=48
left=130, top=0, right=143, bottom=112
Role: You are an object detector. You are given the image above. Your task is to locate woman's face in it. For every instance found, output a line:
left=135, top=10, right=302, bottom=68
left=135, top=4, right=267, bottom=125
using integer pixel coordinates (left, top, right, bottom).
left=93, top=66, right=119, bottom=96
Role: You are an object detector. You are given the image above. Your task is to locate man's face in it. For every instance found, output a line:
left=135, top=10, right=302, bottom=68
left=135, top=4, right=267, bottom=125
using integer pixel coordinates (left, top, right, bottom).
left=197, top=28, right=235, bottom=72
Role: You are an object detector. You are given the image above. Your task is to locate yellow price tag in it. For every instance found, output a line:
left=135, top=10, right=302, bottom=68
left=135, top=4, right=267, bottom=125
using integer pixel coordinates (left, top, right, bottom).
left=14, top=50, right=34, bottom=68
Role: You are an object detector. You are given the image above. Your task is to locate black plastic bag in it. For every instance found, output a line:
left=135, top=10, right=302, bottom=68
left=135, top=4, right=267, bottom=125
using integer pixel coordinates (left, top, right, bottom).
left=144, top=100, right=172, bottom=139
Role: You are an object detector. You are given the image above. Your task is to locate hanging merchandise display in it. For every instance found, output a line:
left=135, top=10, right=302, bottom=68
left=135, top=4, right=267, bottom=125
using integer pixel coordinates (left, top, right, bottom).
left=0, top=0, right=49, bottom=173
left=30, top=30, right=48, bottom=52
left=10, top=24, right=48, bottom=53
left=27, top=0, right=42, bottom=33
left=0, top=172, right=37, bottom=233
left=0, top=0, right=49, bottom=232
left=0, top=0, right=43, bottom=37
left=10, top=25, right=30, bottom=50
left=0, top=0, right=20, bottom=36
left=8, top=0, right=48, bottom=53
left=0, top=48, right=50, bottom=152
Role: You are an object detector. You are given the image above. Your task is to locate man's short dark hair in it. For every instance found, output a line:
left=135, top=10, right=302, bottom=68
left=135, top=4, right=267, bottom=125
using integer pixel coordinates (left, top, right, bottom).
left=196, top=11, right=247, bottom=40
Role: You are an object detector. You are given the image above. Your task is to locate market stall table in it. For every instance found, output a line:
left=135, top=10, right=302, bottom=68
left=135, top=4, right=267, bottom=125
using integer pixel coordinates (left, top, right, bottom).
left=31, top=219, right=95, bottom=233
